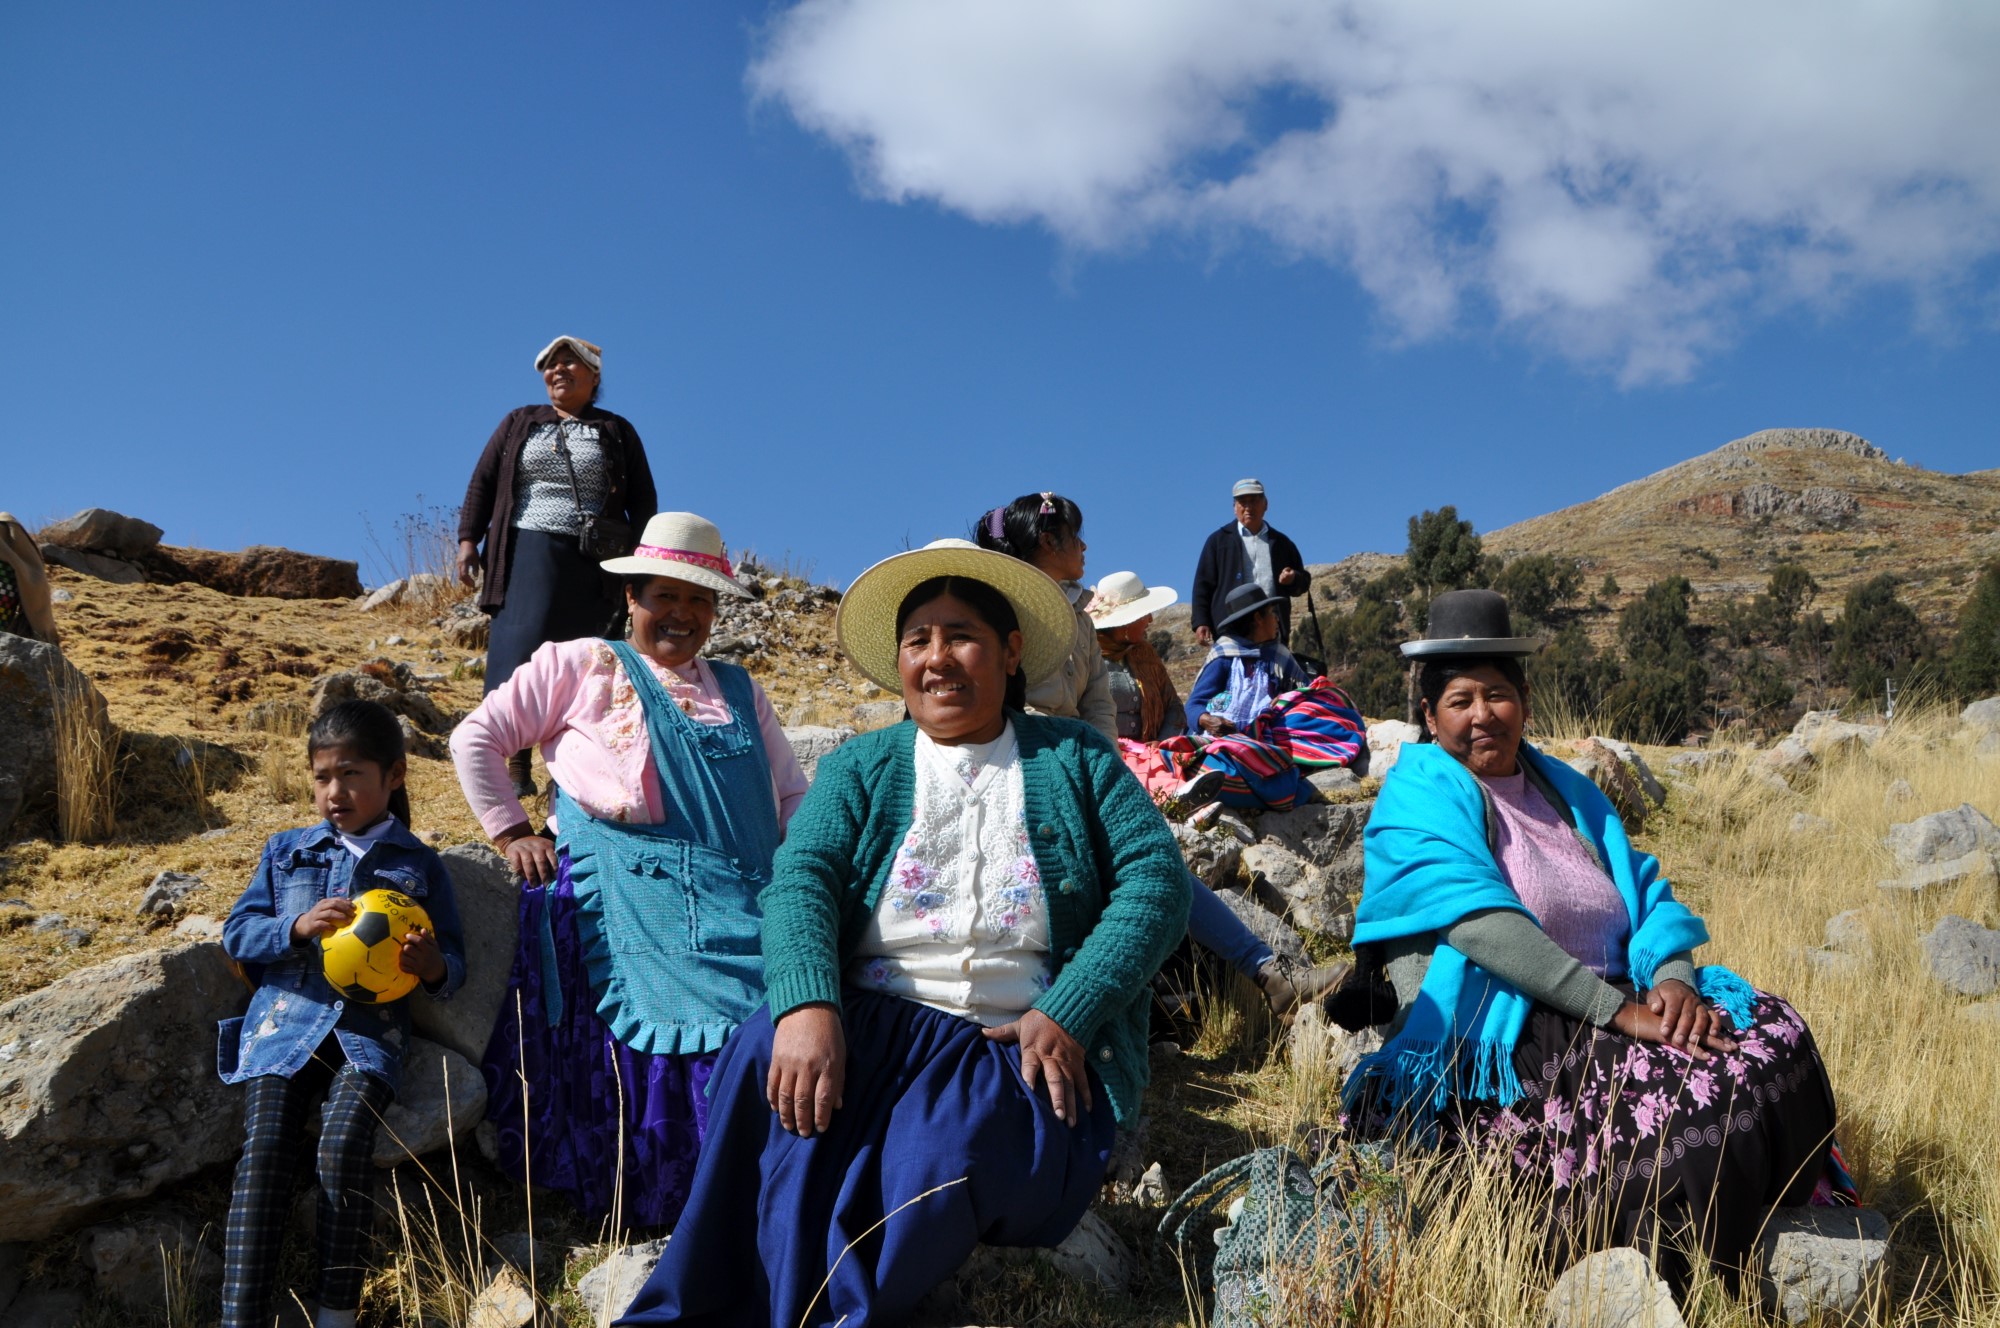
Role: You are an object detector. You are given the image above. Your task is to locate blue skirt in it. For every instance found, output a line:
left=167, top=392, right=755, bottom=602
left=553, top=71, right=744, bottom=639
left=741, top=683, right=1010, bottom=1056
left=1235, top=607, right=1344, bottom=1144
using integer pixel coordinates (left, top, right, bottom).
left=616, top=988, right=1116, bottom=1328
left=485, top=528, right=618, bottom=694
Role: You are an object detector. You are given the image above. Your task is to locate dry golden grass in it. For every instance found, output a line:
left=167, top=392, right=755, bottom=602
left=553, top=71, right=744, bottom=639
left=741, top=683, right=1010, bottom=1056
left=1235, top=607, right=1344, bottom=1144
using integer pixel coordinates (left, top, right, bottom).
left=52, top=664, right=117, bottom=841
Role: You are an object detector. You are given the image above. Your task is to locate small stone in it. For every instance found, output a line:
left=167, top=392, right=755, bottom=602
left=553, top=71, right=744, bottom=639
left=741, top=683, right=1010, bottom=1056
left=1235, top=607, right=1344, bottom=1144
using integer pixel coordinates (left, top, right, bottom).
left=199, top=827, right=234, bottom=840
left=851, top=699, right=904, bottom=730
left=1791, top=710, right=1884, bottom=760
left=1921, top=915, right=2000, bottom=997
left=174, top=915, right=224, bottom=941
left=1546, top=1247, right=1686, bottom=1328
left=1877, top=850, right=1999, bottom=899
left=474, top=1119, right=501, bottom=1163
left=1761, top=736, right=1815, bottom=779
left=487, top=1231, right=542, bottom=1274
left=50, top=588, right=73, bottom=604
left=1213, top=813, right=1258, bottom=844
left=1585, top=735, right=1667, bottom=806
left=1884, top=779, right=1915, bottom=807
left=1042, top=1210, right=1131, bottom=1292
left=1307, top=766, right=1360, bottom=797
left=1789, top=813, right=1835, bottom=836
left=137, top=870, right=204, bottom=918
left=1130, top=1161, right=1170, bottom=1207
left=466, top=1264, right=536, bottom=1328
left=30, top=912, right=67, bottom=931
left=1757, top=1206, right=1890, bottom=1324
left=575, top=1238, right=669, bottom=1320
left=1824, top=909, right=1872, bottom=953
left=1803, top=947, right=1866, bottom=978
left=1289, top=1000, right=1384, bottom=1080
left=1171, top=821, right=1241, bottom=889
left=384, top=633, right=408, bottom=646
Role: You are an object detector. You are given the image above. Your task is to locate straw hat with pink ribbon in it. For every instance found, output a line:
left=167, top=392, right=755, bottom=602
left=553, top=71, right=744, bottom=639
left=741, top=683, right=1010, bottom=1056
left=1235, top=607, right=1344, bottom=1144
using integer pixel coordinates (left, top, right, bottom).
left=599, top=512, right=751, bottom=600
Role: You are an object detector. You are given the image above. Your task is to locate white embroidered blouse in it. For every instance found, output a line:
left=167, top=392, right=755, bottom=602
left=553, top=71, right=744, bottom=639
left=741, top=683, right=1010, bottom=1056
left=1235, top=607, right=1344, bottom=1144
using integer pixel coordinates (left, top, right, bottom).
left=845, top=722, right=1054, bottom=1026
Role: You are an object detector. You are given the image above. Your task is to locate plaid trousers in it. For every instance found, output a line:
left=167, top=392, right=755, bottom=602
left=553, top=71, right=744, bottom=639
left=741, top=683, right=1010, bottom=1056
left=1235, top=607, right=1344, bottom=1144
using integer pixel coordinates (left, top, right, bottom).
left=220, top=1041, right=393, bottom=1328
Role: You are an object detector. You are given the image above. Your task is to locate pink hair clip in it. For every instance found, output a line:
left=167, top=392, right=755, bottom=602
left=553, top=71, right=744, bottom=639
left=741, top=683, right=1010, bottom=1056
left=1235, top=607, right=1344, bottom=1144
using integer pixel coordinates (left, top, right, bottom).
left=1038, top=491, right=1056, bottom=515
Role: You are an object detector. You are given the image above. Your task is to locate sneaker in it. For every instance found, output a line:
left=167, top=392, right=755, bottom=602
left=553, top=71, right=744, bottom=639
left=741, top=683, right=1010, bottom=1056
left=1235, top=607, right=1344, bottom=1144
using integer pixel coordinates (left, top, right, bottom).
left=1171, top=768, right=1225, bottom=812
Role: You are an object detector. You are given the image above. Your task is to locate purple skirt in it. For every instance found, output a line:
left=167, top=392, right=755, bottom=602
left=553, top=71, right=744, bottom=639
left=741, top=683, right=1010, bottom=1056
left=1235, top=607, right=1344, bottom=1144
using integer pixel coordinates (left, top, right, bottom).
left=482, top=851, right=717, bottom=1230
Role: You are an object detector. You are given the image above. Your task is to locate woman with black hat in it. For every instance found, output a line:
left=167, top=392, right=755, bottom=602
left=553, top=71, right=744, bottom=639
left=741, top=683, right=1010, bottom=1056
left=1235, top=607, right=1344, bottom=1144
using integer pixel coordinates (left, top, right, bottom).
left=1183, top=582, right=1313, bottom=736
left=1341, top=589, right=1852, bottom=1290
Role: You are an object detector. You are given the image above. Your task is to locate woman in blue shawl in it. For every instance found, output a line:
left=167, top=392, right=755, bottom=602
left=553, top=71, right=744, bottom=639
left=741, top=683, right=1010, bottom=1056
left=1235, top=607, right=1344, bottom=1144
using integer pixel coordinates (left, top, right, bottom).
left=1340, top=590, right=1850, bottom=1289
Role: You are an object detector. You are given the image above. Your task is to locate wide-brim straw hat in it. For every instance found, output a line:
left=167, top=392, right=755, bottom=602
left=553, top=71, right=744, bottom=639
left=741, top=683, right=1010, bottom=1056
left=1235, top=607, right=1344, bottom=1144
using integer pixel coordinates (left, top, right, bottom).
left=1400, top=588, right=1538, bottom=658
left=534, top=334, right=602, bottom=372
left=837, top=539, right=1077, bottom=692
left=1087, top=571, right=1178, bottom=630
left=599, top=512, right=751, bottom=600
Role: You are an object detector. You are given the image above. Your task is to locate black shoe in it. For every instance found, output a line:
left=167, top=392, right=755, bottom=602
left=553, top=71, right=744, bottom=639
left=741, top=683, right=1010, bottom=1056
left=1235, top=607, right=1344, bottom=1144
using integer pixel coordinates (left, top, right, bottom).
left=1171, top=768, right=1225, bottom=811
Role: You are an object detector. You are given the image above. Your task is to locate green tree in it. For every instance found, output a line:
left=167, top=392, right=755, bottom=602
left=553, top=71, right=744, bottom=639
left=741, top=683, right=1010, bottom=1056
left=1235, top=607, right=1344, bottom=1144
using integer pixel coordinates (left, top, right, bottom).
left=1298, top=569, right=1412, bottom=718
left=1831, top=574, right=1931, bottom=703
left=1605, top=576, right=1708, bottom=741
left=1599, top=573, right=1621, bottom=600
left=1946, top=559, right=2000, bottom=698
left=1529, top=623, right=1621, bottom=724
left=1736, top=648, right=1795, bottom=720
left=1790, top=609, right=1832, bottom=709
left=1494, top=553, right=1563, bottom=623
left=1406, top=507, right=1484, bottom=597
left=1765, top=564, right=1819, bottom=629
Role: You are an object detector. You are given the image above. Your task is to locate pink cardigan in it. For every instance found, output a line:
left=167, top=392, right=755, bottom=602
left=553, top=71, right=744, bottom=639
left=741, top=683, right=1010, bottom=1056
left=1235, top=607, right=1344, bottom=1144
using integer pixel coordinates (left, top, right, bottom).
left=451, top=638, right=809, bottom=840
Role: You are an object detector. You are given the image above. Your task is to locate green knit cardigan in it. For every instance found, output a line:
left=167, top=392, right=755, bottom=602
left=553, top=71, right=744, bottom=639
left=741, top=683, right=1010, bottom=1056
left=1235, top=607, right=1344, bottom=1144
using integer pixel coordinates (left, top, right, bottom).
left=759, top=714, right=1190, bottom=1124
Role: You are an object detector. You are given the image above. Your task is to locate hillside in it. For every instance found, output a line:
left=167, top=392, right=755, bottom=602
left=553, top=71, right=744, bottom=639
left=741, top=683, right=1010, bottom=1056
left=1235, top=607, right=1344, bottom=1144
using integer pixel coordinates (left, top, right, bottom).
left=1484, top=428, right=2000, bottom=630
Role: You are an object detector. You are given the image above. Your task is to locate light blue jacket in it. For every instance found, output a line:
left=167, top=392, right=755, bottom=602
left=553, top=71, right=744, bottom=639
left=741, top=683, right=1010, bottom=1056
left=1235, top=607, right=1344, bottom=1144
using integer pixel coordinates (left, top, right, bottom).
left=219, top=819, right=466, bottom=1091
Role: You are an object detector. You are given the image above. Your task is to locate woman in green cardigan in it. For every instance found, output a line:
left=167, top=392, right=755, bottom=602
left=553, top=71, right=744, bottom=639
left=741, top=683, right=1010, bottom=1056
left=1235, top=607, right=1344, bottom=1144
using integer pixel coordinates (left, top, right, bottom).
left=620, top=539, right=1189, bottom=1328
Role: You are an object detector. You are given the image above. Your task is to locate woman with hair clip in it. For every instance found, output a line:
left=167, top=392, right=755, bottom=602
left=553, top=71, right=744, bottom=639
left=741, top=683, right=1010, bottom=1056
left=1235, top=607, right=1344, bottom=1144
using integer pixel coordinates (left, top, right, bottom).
left=972, top=491, right=1117, bottom=741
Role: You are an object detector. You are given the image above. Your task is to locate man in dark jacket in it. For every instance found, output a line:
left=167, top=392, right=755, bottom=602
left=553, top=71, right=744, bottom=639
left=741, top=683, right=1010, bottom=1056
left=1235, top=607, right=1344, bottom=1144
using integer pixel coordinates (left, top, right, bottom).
left=1190, top=478, right=1312, bottom=647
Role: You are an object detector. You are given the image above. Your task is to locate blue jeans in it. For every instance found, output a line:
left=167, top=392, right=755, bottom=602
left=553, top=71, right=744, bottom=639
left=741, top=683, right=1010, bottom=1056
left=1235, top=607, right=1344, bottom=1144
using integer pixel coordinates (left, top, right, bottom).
left=1185, top=872, right=1273, bottom=976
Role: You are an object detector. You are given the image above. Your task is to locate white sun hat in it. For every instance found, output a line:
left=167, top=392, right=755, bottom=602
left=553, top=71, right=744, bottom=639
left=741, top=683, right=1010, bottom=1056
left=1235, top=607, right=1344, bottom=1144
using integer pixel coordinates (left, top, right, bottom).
left=598, top=512, right=751, bottom=600
left=534, top=334, right=602, bottom=372
left=1086, top=571, right=1178, bottom=630
left=836, top=539, right=1078, bottom=692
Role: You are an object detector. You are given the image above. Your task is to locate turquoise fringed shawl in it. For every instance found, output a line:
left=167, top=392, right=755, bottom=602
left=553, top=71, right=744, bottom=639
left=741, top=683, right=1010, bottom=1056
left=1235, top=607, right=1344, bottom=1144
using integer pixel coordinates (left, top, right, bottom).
left=1343, top=742, right=1756, bottom=1128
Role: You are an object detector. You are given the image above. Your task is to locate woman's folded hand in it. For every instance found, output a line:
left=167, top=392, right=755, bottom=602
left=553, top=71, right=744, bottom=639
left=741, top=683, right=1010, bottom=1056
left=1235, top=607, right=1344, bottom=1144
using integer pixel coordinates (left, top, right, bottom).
left=1611, top=979, right=1738, bottom=1060
left=986, top=1009, right=1093, bottom=1126
left=769, top=1004, right=846, bottom=1138
left=495, top=825, right=559, bottom=885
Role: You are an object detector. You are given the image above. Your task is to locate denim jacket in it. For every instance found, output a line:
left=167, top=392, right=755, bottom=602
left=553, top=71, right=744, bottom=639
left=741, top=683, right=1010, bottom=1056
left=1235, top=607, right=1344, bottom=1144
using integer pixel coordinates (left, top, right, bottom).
left=218, top=818, right=467, bottom=1091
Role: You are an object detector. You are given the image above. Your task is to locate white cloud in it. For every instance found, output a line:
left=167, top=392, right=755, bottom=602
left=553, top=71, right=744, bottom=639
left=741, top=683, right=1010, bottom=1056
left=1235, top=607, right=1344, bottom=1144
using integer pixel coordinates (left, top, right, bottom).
left=750, top=0, right=2000, bottom=382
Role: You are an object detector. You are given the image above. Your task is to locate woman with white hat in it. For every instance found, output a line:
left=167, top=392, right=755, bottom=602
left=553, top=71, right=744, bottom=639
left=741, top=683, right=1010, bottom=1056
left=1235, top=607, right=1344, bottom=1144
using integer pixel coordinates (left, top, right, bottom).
left=619, top=539, right=1188, bottom=1327
left=449, top=512, right=808, bottom=1232
left=1086, top=569, right=1186, bottom=742
left=456, top=334, right=659, bottom=796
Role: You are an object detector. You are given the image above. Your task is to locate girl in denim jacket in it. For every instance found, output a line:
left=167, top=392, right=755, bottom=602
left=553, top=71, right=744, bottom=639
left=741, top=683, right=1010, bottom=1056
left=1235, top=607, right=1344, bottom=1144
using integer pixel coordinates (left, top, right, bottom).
left=217, top=699, right=467, bottom=1328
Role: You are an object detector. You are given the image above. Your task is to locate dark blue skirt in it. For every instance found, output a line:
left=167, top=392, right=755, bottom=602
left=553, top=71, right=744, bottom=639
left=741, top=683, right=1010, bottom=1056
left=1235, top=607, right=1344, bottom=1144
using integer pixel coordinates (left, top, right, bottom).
left=616, top=988, right=1116, bottom=1328
left=485, top=527, right=618, bottom=694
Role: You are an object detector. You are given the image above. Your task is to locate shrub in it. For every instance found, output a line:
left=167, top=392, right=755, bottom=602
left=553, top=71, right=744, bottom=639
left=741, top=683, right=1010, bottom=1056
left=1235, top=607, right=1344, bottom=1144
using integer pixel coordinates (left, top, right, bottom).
left=1832, top=573, right=1933, bottom=702
left=1405, top=507, right=1484, bottom=597
left=1946, top=559, right=2000, bottom=699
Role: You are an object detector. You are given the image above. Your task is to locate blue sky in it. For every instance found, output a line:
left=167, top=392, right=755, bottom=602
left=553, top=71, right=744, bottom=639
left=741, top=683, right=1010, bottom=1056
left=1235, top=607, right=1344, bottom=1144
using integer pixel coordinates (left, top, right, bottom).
left=5, top=3, right=1996, bottom=592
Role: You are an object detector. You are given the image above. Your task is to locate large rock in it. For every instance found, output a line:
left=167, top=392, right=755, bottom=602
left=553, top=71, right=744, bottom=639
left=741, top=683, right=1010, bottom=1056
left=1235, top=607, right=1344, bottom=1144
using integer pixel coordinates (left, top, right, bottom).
left=38, top=544, right=147, bottom=584
left=1884, top=803, right=2000, bottom=870
left=39, top=509, right=163, bottom=559
left=1240, top=841, right=1352, bottom=938
left=374, top=1038, right=486, bottom=1167
left=0, top=634, right=109, bottom=838
left=1791, top=710, right=1884, bottom=760
left=358, top=573, right=450, bottom=613
left=1366, top=720, right=1420, bottom=775
left=1760, top=736, right=1815, bottom=780
left=783, top=725, right=857, bottom=780
left=307, top=660, right=454, bottom=756
left=1921, top=915, right=2000, bottom=997
left=1567, top=738, right=1650, bottom=829
left=0, top=942, right=247, bottom=1241
left=79, top=1209, right=221, bottom=1308
left=1546, top=1247, right=1686, bottom=1328
left=146, top=544, right=363, bottom=600
left=575, top=1238, right=668, bottom=1320
left=1877, top=850, right=1999, bottom=900
left=1962, top=698, right=2000, bottom=735
left=1756, top=1206, right=1890, bottom=1324
left=1255, top=800, right=1372, bottom=891
left=411, top=844, right=519, bottom=1064
left=1171, top=821, right=1242, bottom=889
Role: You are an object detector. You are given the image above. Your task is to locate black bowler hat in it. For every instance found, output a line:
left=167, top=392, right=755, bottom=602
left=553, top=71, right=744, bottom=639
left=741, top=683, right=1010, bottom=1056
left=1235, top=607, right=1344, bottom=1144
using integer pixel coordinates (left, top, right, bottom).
left=1400, top=589, right=1537, bottom=658
left=1216, top=583, right=1286, bottom=632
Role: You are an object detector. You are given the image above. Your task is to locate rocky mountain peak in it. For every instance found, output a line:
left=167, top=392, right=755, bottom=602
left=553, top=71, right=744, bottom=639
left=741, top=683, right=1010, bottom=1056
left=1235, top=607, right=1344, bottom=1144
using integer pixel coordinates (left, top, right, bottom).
left=1718, top=429, right=1887, bottom=461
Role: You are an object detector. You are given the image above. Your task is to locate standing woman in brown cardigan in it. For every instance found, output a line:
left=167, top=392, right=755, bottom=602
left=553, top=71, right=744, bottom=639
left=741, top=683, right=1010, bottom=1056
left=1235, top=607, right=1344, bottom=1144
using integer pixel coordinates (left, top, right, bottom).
left=456, top=335, right=658, bottom=796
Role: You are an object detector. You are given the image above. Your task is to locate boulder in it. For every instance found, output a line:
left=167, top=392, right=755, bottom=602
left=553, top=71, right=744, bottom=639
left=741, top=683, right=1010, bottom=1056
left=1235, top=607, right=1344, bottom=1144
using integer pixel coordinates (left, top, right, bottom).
left=137, top=870, right=204, bottom=919
left=1546, top=1247, right=1686, bottom=1328
left=1962, top=698, right=2000, bottom=735
left=0, top=634, right=109, bottom=838
left=1307, top=765, right=1361, bottom=797
left=79, top=1209, right=221, bottom=1308
left=1208, top=883, right=1307, bottom=969
left=307, top=660, right=453, bottom=756
left=1884, top=803, right=2000, bottom=870
left=1366, top=720, right=1420, bottom=775
left=783, top=725, right=858, bottom=780
left=38, top=544, right=146, bottom=584
left=411, top=844, right=519, bottom=1064
left=373, top=1037, right=486, bottom=1166
left=1578, top=737, right=1663, bottom=803
left=145, top=544, right=363, bottom=600
left=467, top=1264, right=537, bottom=1328
left=0, top=942, right=247, bottom=1241
left=1255, top=800, right=1371, bottom=896
left=1791, top=710, right=1884, bottom=760
left=1240, top=841, right=1353, bottom=938
left=439, top=600, right=491, bottom=650
left=1665, top=749, right=1733, bottom=780
left=1756, top=1206, right=1889, bottom=1324
left=39, top=509, right=163, bottom=559
left=1568, top=738, right=1650, bottom=829
left=851, top=699, right=905, bottom=730
left=1920, top=915, right=2000, bottom=997
left=1171, top=821, right=1242, bottom=889
left=575, top=1238, right=669, bottom=1321
left=1876, top=850, right=1999, bottom=900
left=1760, top=736, right=1815, bottom=781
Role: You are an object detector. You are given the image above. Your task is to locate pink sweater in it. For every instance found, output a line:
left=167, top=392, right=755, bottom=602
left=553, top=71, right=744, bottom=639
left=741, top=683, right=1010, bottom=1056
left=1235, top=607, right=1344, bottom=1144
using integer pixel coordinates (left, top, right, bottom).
left=1479, top=770, right=1630, bottom=977
left=451, top=638, right=809, bottom=839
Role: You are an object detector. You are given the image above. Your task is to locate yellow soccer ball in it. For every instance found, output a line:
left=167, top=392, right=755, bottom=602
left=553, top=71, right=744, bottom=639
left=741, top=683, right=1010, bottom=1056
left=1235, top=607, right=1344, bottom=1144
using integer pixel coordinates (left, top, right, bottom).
left=320, top=888, right=433, bottom=1004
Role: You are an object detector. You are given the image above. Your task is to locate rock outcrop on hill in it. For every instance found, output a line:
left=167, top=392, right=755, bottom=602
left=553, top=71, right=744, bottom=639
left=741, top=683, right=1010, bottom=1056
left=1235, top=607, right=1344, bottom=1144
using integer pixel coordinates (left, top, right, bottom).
left=36, top=507, right=364, bottom=600
left=0, top=634, right=108, bottom=838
